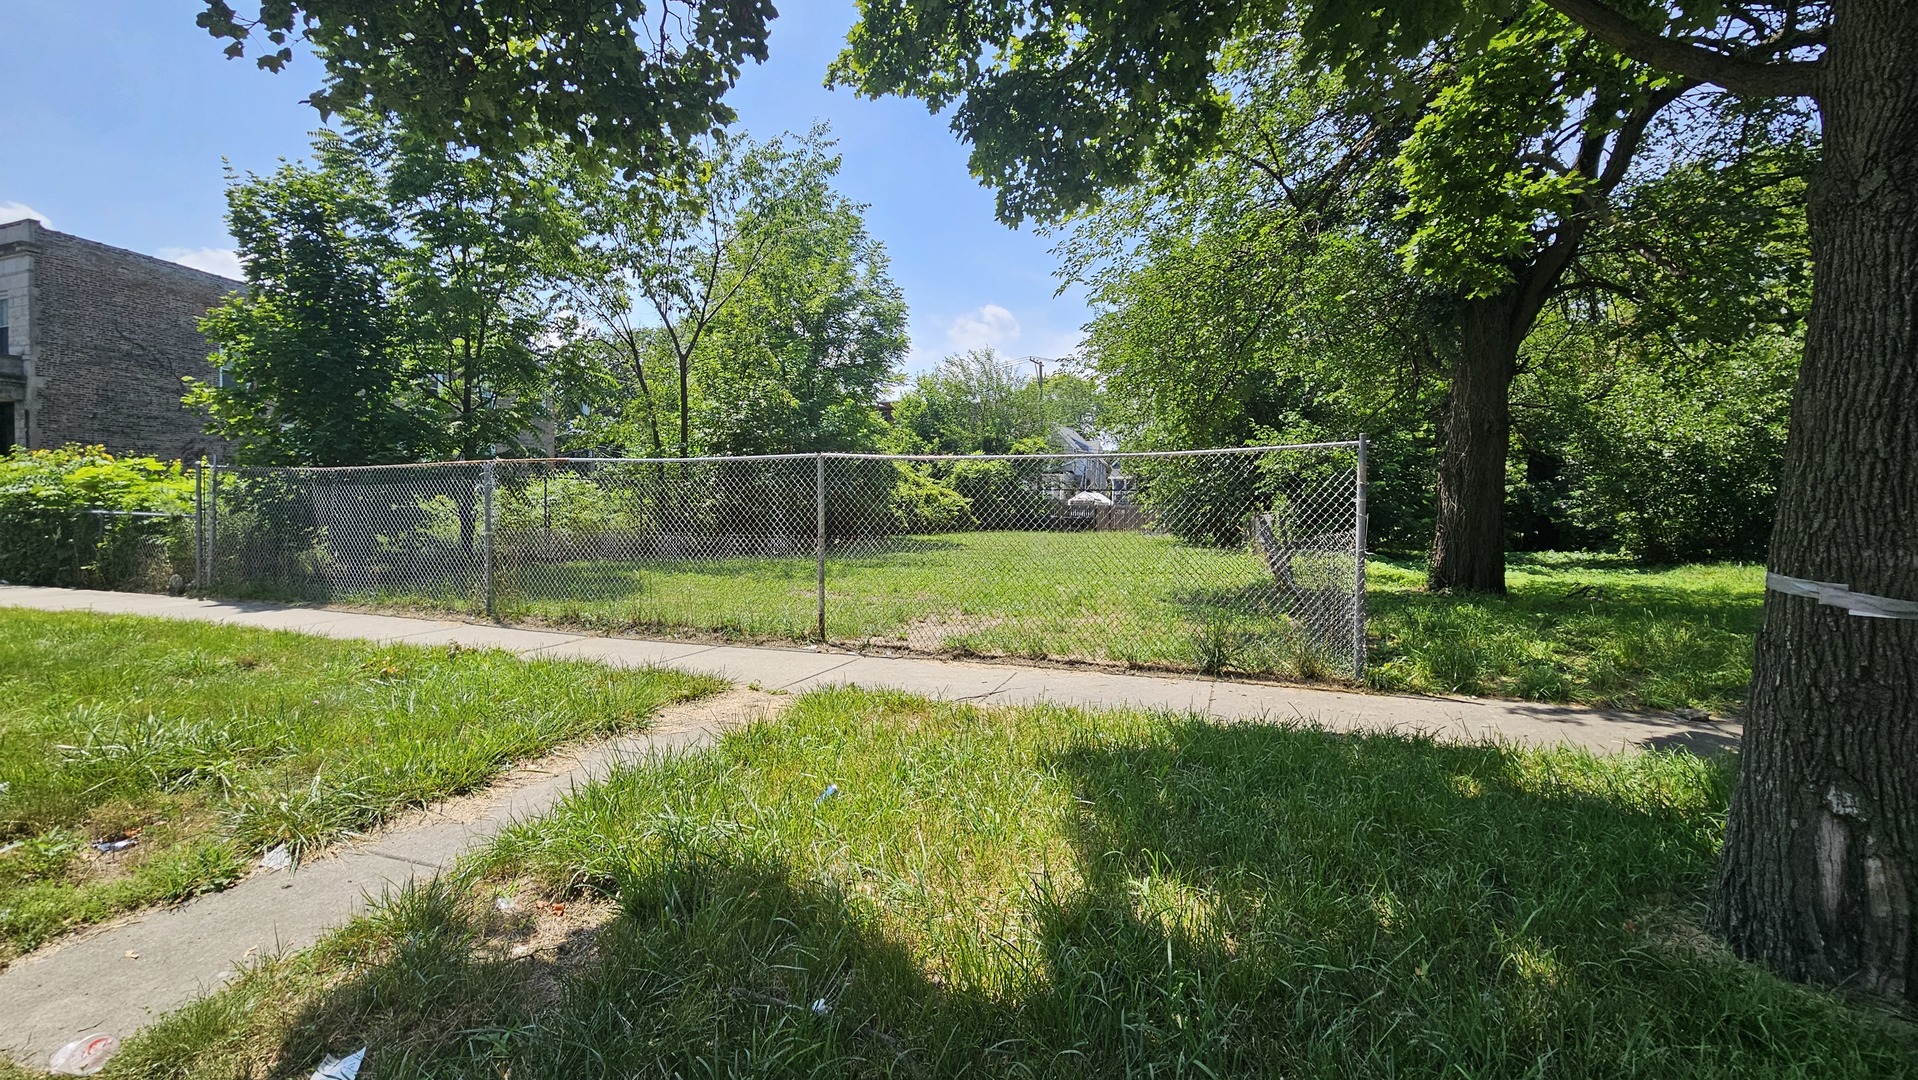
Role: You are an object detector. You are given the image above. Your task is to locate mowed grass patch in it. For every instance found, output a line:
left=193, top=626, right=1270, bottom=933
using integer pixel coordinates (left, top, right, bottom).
left=110, top=688, right=1913, bottom=1079
left=1368, top=553, right=1763, bottom=712
left=0, top=609, right=719, bottom=963
left=498, top=530, right=1336, bottom=677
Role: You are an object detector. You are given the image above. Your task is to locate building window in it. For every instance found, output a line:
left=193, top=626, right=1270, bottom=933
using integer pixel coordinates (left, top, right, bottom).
left=0, top=294, right=9, bottom=355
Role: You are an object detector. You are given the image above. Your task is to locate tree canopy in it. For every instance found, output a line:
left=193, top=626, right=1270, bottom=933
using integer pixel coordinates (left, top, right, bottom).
left=199, top=0, right=776, bottom=173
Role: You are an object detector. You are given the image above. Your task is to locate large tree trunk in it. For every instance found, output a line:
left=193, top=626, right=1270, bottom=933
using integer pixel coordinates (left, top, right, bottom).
left=1428, top=292, right=1525, bottom=593
left=1713, top=0, right=1918, bottom=1001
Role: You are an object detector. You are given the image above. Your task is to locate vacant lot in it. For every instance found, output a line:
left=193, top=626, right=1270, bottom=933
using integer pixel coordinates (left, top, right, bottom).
left=103, top=689, right=1909, bottom=1079
left=493, top=535, right=1760, bottom=710
left=500, top=528, right=1347, bottom=674
left=0, top=610, right=718, bottom=963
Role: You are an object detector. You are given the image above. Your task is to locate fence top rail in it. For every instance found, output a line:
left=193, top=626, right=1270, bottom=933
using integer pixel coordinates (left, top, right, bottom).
left=215, top=440, right=1365, bottom=474
left=809, top=442, right=1361, bottom=463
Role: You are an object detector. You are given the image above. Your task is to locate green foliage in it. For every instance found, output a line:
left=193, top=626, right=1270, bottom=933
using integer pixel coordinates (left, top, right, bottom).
left=0, top=608, right=719, bottom=961
left=1516, top=332, right=1799, bottom=564
left=946, top=457, right=1052, bottom=529
left=198, top=1, right=773, bottom=174
left=691, top=161, right=909, bottom=454
left=886, top=350, right=1099, bottom=455
left=188, top=137, right=428, bottom=466
left=579, top=127, right=907, bottom=458
left=1393, top=8, right=1663, bottom=295
left=193, top=117, right=596, bottom=465
left=0, top=447, right=193, bottom=588
left=1059, top=52, right=1442, bottom=552
left=889, top=464, right=975, bottom=533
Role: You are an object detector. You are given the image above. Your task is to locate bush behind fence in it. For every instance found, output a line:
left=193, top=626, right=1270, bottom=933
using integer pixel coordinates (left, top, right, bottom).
left=199, top=443, right=1368, bottom=679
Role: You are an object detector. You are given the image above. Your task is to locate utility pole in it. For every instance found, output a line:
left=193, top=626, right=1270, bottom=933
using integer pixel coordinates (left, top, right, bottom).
left=1022, top=355, right=1047, bottom=435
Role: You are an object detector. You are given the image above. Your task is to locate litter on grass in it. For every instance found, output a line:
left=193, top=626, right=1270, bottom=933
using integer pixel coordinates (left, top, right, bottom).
left=309, top=1047, right=366, bottom=1080
left=815, top=783, right=839, bottom=805
left=48, top=1034, right=119, bottom=1075
left=260, top=844, right=294, bottom=872
left=90, top=838, right=136, bottom=854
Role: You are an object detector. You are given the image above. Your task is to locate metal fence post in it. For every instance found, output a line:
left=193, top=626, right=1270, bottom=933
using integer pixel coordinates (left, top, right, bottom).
left=193, top=456, right=204, bottom=592
left=481, top=459, right=497, bottom=618
left=1352, top=434, right=1370, bottom=682
left=815, top=452, right=827, bottom=641
left=206, top=457, right=219, bottom=594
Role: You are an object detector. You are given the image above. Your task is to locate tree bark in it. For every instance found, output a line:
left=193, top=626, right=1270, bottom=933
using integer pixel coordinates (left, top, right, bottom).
left=1428, top=292, right=1526, bottom=593
left=1714, top=0, right=1918, bottom=1001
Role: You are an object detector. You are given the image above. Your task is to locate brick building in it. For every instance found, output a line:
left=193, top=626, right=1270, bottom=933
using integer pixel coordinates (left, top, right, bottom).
left=0, top=218, right=238, bottom=459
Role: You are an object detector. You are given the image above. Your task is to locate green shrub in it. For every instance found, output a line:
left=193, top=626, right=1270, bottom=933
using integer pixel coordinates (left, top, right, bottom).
left=949, top=457, right=1052, bottom=529
left=0, top=446, right=194, bottom=588
left=890, top=463, right=974, bottom=533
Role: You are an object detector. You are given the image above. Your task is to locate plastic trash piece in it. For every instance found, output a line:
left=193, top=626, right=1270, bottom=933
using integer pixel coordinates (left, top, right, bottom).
left=48, top=1034, right=120, bottom=1075
left=814, top=784, right=839, bottom=805
left=310, top=1047, right=366, bottom=1080
left=811, top=998, right=831, bottom=1015
left=91, top=838, right=136, bottom=854
left=260, top=844, right=293, bottom=872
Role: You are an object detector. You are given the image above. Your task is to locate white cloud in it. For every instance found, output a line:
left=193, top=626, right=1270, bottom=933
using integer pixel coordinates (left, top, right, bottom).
left=160, top=246, right=244, bottom=280
left=944, top=303, right=1022, bottom=352
left=0, top=202, right=51, bottom=227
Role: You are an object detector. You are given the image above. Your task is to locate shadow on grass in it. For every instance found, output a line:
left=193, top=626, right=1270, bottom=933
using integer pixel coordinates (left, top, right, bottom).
left=131, top=722, right=1914, bottom=1078
left=1366, top=558, right=1763, bottom=711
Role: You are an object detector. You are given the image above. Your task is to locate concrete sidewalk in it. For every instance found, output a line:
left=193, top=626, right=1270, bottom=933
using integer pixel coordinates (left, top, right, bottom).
left=0, top=585, right=1739, bottom=755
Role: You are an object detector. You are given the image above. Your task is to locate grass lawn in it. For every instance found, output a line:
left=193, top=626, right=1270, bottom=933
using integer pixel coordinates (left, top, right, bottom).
left=490, top=536, right=1760, bottom=711
left=98, top=689, right=1912, bottom=1079
left=0, top=609, right=719, bottom=965
left=498, top=529, right=1346, bottom=678
left=1368, top=553, right=1763, bottom=712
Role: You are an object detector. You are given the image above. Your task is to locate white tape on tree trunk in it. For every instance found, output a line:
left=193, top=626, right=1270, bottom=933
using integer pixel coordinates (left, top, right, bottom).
left=1767, top=572, right=1918, bottom=619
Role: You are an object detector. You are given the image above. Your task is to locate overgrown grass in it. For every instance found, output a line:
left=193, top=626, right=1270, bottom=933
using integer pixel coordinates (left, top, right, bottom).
left=0, top=609, right=719, bottom=964
left=108, top=689, right=1912, bottom=1078
left=502, top=538, right=1760, bottom=710
left=1369, top=553, right=1763, bottom=712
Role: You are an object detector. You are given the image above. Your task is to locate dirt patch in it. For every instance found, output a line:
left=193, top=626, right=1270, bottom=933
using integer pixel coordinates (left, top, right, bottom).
left=899, top=612, right=1008, bottom=651
left=479, top=882, right=623, bottom=1010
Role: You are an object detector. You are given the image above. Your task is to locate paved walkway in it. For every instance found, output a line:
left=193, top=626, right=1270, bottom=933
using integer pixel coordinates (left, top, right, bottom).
left=0, top=586, right=1739, bottom=1066
left=0, top=586, right=1739, bottom=753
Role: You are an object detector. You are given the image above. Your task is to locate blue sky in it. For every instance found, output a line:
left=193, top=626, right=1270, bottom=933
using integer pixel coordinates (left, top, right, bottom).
left=0, top=1, right=1089, bottom=372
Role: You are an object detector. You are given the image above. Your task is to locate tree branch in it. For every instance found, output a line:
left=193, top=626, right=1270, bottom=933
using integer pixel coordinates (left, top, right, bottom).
left=1541, top=0, right=1822, bottom=99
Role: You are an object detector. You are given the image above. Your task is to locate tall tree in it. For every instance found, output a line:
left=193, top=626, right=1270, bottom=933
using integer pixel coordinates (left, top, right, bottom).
left=840, top=0, right=1917, bottom=1002
left=840, top=8, right=1797, bottom=593
left=192, top=118, right=594, bottom=465
left=189, top=135, right=427, bottom=466
left=691, top=153, right=909, bottom=455
left=586, top=131, right=830, bottom=458
left=890, top=350, right=1035, bottom=455
left=371, top=122, right=592, bottom=460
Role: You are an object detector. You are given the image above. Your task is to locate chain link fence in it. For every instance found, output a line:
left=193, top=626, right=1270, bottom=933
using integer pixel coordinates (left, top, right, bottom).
left=197, top=441, right=1368, bottom=679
